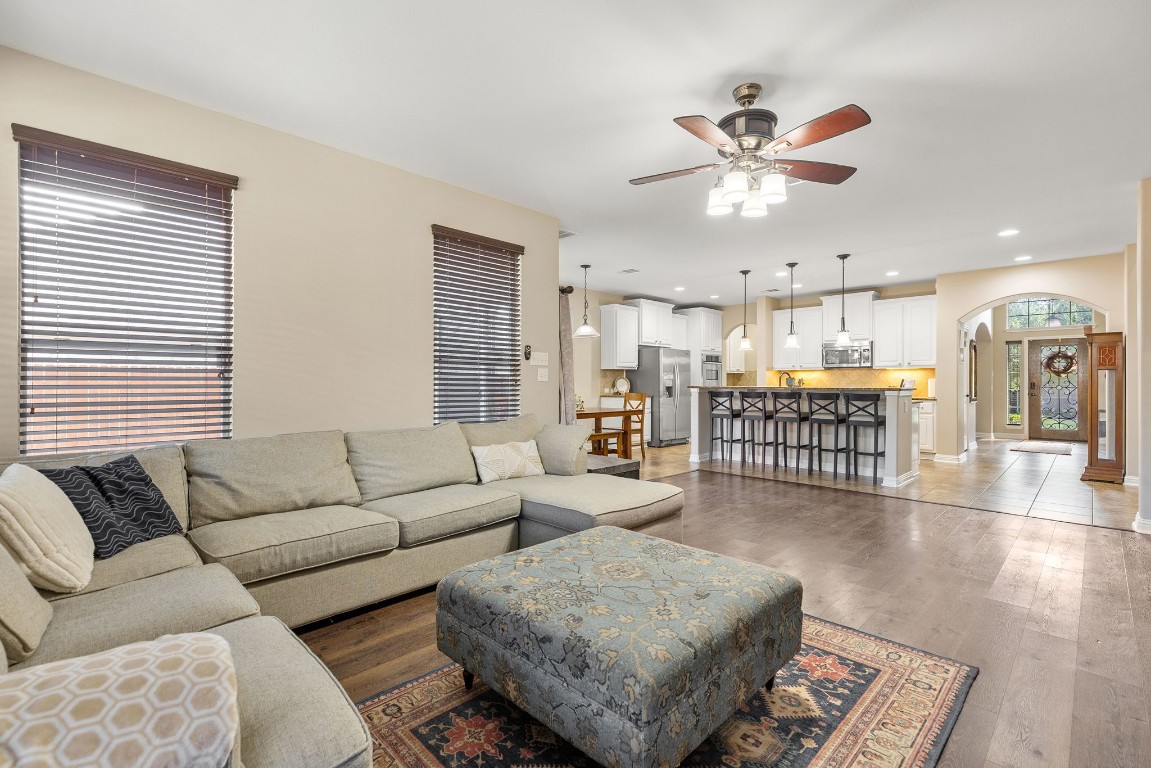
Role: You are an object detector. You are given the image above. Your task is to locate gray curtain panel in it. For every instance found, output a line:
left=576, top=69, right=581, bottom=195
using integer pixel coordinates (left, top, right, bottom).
left=558, top=289, right=577, bottom=425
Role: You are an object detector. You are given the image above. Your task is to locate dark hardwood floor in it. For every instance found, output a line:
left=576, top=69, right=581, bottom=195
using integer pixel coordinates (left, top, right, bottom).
left=299, top=471, right=1151, bottom=768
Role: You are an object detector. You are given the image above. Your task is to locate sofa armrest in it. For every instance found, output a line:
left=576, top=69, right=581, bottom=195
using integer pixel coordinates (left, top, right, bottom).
left=0, top=633, right=240, bottom=767
left=534, top=424, right=593, bottom=476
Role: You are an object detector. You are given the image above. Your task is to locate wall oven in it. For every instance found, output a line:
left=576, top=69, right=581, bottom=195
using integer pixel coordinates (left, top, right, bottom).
left=822, top=343, right=873, bottom=368
left=701, top=354, right=722, bottom=385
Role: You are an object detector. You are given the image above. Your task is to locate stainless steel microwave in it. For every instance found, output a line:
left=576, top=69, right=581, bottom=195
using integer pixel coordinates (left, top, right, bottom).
left=822, top=343, right=873, bottom=368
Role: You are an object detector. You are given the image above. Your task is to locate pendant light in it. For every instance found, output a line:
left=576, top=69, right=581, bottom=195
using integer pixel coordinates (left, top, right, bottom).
left=835, top=253, right=852, bottom=347
left=739, top=270, right=753, bottom=350
left=784, top=262, right=800, bottom=349
left=572, top=264, right=600, bottom=338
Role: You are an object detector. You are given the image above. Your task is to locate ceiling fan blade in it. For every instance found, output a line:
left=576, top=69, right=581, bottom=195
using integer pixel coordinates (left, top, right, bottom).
left=766, top=105, right=871, bottom=154
left=773, top=159, right=858, bottom=185
left=629, top=162, right=726, bottom=185
left=673, top=115, right=737, bottom=154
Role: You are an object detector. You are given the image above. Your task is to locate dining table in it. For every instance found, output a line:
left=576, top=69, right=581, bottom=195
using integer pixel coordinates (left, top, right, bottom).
left=575, top=405, right=640, bottom=459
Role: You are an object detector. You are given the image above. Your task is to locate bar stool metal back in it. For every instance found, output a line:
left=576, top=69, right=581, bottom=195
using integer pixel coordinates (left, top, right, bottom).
left=738, top=390, right=773, bottom=466
left=771, top=391, right=810, bottom=473
left=708, top=390, right=739, bottom=463
left=844, top=393, right=887, bottom=483
left=806, top=391, right=848, bottom=477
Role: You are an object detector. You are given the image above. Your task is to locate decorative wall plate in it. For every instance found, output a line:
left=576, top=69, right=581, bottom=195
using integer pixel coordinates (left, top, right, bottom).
left=614, top=376, right=631, bottom=394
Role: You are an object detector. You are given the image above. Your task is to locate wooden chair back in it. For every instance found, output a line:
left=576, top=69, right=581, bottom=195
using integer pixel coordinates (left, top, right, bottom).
left=622, top=392, right=647, bottom=459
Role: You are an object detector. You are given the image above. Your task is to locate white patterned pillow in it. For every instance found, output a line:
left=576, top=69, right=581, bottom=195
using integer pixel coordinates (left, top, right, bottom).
left=471, top=440, right=546, bottom=484
left=0, top=463, right=94, bottom=593
left=0, top=632, right=240, bottom=767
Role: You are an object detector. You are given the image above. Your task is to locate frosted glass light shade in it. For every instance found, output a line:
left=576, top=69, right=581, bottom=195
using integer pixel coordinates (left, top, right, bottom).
left=739, top=334, right=753, bottom=351
left=573, top=322, right=600, bottom=338
left=760, top=172, right=788, bottom=204
left=721, top=170, right=750, bottom=203
left=784, top=331, right=800, bottom=349
left=707, top=186, right=733, bottom=215
left=836, top=329, right=852, bottom=346
left=740, top=187, right=768, bottom=217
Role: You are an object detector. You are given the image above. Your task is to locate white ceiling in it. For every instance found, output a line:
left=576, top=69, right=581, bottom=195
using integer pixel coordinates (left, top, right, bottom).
left=3, top=1, right=1151, bottom=305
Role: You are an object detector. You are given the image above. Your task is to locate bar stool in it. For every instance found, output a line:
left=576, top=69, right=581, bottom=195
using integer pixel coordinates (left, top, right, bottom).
left=771, top=391, right=810, bottom=473
left=708, top=390, right=739, bottom=462
left=844, top=393, right=887, bottom=484
left=806, top=391, right=848, bottom=477
left=738, top=390, right=774, bottom=466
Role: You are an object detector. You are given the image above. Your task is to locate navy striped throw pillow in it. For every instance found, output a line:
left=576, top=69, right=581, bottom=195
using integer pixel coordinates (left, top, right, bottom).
left=41, top=456, right=182, bottom=559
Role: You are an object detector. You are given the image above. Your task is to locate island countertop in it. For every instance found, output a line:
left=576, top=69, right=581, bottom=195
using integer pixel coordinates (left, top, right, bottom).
left=688, top=385, right=913, bottom=392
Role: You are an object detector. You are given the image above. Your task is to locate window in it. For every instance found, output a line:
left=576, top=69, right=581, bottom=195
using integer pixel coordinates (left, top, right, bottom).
left=1006, top=297, right=1094, bottom=329
left=1006, top=341, right=1022, bottom=425
left=432, top=225, right=523, bottom=424
left=15, top=125, right=236, bottom=455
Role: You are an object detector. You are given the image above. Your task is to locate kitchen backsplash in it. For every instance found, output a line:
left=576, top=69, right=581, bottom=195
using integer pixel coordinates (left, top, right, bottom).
left=726, top=372, right=757, bottom=387
left=600, top=369, right=627, bottom=394
left=764, top=368, right=936, bottom=398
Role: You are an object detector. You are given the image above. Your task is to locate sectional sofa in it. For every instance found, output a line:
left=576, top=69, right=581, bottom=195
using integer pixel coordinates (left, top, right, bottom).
left=0, top=414, right=684, bottom=768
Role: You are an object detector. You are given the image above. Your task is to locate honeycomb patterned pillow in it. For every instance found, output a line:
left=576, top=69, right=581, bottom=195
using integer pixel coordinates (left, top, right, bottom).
left=470, top=440, right=546, bottom=484
left=0, top=632, right=239, bottom=767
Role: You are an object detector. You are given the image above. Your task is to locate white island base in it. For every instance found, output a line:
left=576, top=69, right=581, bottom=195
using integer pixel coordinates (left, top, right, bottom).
left=688, top=387, right=920, bottom=488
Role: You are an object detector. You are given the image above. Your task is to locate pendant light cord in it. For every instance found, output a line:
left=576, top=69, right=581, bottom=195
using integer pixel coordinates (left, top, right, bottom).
left=581, top=265, right=591, bottom=324
left=786, top=262, right=797, bottom=334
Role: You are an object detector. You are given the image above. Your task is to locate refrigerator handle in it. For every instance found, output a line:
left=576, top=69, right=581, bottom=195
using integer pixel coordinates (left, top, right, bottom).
left=673, top=361, right=679, bottom=409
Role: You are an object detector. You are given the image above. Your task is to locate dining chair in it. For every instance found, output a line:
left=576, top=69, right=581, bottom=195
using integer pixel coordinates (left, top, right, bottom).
left=622, top=392, right=647, bottom=459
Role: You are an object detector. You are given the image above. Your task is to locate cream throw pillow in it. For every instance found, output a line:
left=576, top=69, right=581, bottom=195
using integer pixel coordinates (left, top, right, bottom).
left=0, top=463, right=95, bottom=593
left=471, top=440, right=546, bottom=484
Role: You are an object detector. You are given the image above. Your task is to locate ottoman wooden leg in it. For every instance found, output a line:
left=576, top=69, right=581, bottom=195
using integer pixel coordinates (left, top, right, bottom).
left=462, top=670, right=475, bottom=690
left=766, top=674, right=776, bottom=691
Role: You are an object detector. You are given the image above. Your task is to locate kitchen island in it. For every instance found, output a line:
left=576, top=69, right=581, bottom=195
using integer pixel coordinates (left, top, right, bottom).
left=689, top=386, right=919, bottom=487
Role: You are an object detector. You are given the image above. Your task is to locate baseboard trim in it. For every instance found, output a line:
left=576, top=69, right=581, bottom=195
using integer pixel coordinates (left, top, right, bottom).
left=883, top=469, right=918, bottom=489
left=976, top=432, right=996, bottom=440
left=934, top=453, right=968, bottom=464
left=1124, top=475, right=1139, bottom=487
left=968, top=440, right=979, bottom=451
left=1134, top=516, right=1151, bottom=534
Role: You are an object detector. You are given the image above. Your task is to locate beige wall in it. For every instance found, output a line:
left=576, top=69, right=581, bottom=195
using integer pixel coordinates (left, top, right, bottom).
left=0, top=47, right=561, bottom=455
left=568, top=288, right=623, bottom=404
left=935, top=252, right=1129, bottom=460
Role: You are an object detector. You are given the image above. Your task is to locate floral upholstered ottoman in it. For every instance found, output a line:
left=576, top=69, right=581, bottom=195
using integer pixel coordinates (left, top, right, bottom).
left=436, top=526, right=803, bottom=768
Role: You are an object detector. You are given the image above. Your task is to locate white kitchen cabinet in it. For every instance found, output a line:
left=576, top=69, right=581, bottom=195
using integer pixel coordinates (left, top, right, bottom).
left=870, top=296, right=937, bottom=368
left=918, top=400, right=936, bottom=453
left=674, top=307, right=724, bottom=385
left=624, top=298, right=675, bottom=347
left=772, top=307, right=823, bottom=370
left=702, top=310, right=723, bottom=352
left=726, top=331, right=746, bottom=373
left=669, top=313, right=688, bottom=350
left=820, top=291, right=876, bottom=343
left=599, top=304, right=639, bottom=369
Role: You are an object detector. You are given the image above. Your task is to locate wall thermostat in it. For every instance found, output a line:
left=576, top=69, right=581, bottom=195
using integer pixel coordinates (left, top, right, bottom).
left=524, top=345, right=532, bottom=361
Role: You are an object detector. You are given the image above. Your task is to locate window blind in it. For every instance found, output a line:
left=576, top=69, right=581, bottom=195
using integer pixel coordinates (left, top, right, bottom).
left=15, top=128, right=236, bottom=455
left=432, top=225, right=523, bottom=424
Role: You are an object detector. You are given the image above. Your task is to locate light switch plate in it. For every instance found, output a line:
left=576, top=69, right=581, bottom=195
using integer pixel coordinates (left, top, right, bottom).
left=537, top=368, right=549, bottom=381
left=535, top=352, right=549, bottom=367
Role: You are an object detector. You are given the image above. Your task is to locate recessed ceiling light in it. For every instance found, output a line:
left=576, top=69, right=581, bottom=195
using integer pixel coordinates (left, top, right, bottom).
left=885, top=270, right=899, bottom=277
left=792, top=283, right=803, bottom=288
left=999, top=229, right=1020, bottom=237
left=709, top=294, right=719, bottom=299
left=1014, top=255, right=1032, bottom=262
left=674, top=286, right=685, bottom=291
left=775, top=271, right=788, bottom=277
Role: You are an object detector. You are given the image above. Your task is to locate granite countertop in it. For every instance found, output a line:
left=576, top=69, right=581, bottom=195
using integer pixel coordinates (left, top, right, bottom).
left=689, top=385, right=912, bottom=392
left=913, top=397, right=937, bottom=401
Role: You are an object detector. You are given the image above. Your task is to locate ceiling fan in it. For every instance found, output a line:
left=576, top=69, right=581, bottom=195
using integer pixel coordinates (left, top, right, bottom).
left=629, top=83, right=871, bottom=216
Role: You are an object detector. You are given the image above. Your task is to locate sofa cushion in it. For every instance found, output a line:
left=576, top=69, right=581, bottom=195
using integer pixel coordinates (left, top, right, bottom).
left=0, top=463, right=94, bottom=593
left=41, top=534, right=202, bottom=602
left=40, top=455, right=183, bottom=559
left=187, top=506, right=399, bottom=585
left=345, top=422, right=477, bottom=502
left=490, top=474, right=684, bottom=532
left=185, top=430, right=361, bottom=527
left=0, top=633, right=240, bottom=768
left=458, top=414, right=541, bottom=448
left=85, top=445, right=190, bottom=531
left=534, top=423, right=593, bottom=475
left=360, top=485, right=521, bottom=547
left=0, top=543, right=52, bottom=664
left=470, top=440, right=545, bottom=484
left=12, top=563, right=259, bottom=669
left=210, top=616, right=371, bottom=768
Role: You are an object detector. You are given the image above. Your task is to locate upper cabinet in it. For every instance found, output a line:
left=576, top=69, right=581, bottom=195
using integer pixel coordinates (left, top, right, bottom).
left=821, top=291, right=876, bottom=342
left=675, top=307, right=723, bottom=353
left=669, top=312, right=688, bottom=350
left=772, top=307, right=824, bottom=370
left=871, top=296, right=937, bottom=368
left=600, top=304, right=640, bottom=369
left=624, top=299, right=676, bottom=347
left=726, top=330, right=746, bottom=373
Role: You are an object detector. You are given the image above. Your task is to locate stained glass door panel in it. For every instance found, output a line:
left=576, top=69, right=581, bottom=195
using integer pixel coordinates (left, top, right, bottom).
left=1027, top=339, right=1087, bottom=441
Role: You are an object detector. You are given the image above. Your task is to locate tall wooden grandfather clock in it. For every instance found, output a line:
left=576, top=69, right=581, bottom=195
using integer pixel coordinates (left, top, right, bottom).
left=1081, top=326, right=1125, bottom=483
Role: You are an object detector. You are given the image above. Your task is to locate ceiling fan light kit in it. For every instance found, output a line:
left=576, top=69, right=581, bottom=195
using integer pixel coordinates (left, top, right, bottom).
left=706, top=183, right=733, bottom=215
left=740, top=184, right=768, bottom=217
left=629, top=83, right=870, bottom=218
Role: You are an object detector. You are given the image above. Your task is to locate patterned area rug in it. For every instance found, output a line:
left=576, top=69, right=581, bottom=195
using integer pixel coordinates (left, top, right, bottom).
left=1010, top=441, right=1073, bottom=455
left=358, top=616, right=977, bottom=767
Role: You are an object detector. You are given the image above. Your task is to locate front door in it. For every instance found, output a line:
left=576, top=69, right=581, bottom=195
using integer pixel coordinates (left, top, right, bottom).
left=1027, top=338, right=1087, bottom=441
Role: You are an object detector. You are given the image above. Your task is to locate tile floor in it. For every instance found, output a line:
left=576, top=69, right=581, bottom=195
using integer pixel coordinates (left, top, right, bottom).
left=698, top=438, right=1140, bottom=531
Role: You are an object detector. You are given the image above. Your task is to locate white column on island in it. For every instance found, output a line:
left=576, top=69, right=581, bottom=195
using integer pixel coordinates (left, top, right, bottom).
left=1135, top=179, right=1151, bottom=533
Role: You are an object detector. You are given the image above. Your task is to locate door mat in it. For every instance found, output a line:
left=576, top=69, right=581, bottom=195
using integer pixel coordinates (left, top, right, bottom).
left=358, top=614, right=978, bottom=767
left=1010, top=441, right=1073, bottom=455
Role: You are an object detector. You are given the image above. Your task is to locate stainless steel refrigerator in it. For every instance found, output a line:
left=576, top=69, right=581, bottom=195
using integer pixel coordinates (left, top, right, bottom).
left=632, top=347, right=691, bottom=447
